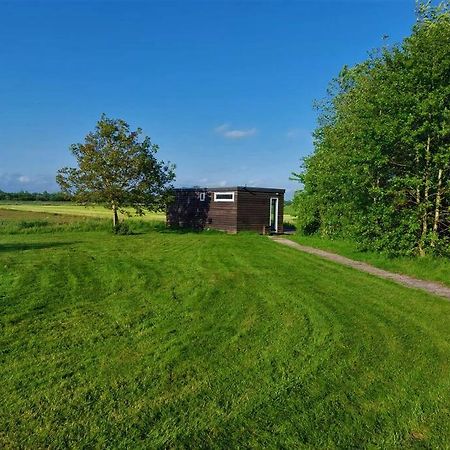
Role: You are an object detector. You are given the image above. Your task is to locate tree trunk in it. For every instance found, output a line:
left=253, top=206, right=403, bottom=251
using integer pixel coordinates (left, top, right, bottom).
left=415, top=148, right=422, bottom=253
left=419, top=135, right=431, bottom=257
left=433, top=168, right=443, bottom=233
left=415, top=166, right=421, bottom=206
left=112, top=203, right=118, bottom=230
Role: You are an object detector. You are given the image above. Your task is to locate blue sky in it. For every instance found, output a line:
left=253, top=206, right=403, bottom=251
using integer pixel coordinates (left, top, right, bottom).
left=0, top=0, right=416, bottom=198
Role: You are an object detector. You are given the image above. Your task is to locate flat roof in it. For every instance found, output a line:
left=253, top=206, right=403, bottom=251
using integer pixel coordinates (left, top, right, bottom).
left=175, top=186, right=285, bottom=193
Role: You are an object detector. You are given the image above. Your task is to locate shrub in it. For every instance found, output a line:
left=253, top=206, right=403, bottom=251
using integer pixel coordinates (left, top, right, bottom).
left=113, top=221, right=133, bottom=235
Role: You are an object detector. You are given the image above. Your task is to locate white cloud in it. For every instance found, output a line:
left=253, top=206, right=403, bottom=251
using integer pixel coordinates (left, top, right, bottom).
left=214, top=124, right=229, bottom=133
left=285, top=128, right=313, bottom=142
left=225, top=129, right=257, bottom=139
left=286, top=128, right=301, bottom=139
left=214, top=123, right=257, bottom=139
left=0, top=172, right=58, bottom=192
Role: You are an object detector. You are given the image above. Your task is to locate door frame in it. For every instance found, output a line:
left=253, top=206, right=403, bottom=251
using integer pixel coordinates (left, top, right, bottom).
left=269, top=197, right=279, bottom=233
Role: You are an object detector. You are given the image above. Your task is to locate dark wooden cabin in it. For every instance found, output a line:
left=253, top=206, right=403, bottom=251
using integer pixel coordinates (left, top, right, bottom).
left=166, top=186, right=285, bottom=234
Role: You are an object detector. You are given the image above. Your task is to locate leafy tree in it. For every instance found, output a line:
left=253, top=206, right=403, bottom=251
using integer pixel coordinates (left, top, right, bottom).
left=293, top=1, right=450, bottom=256
left=57, top=115, right=175, bottom=231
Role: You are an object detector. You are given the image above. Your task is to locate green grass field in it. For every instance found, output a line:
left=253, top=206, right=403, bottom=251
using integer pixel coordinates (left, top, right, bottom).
left=283, top=203, right=296, bottom=225
left=1, top=209, right=450, bottom=448
left=288, top=235, right=450, bottom=288
left=0, top=202, right=165, bottom=222
left=284, top=208, right=450, bottom=287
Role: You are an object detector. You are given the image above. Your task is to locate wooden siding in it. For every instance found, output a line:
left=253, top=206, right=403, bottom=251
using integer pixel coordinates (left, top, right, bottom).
left=166, top=190, right=211, bottom=230
left=166, top=189, right=238, bottom=233
left=207, top=192, right=238, bottom=232
left=236, top=189, right=284, bottom=233
left=166, top=187, right=284, bottom=234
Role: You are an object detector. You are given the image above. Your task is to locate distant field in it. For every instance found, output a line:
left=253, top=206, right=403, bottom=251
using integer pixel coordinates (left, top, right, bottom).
left=283, top=203, right=296, bottom=217
left=283, top=214, right=296, bottom=225
left=1, top=209, right=450, bottom=448
left=0, top=202, right=165, bottom=222
left=0, top=201, right=295, bottom=224
left=283, top=204, right=297, bottom=225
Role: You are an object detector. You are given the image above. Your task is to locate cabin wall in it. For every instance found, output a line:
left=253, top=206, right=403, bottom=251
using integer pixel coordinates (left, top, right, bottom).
left=236, top=190, right=284, bottom=233
left=167, top=188, right=284, bottom=234
left=166, top=190, right=210, bottom=230
left=207, top=191, right=238, bottom=233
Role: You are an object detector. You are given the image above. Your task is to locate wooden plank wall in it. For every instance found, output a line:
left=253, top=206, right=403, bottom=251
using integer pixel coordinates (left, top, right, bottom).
left=207, top=192, right=238, bottom=232
left=236, top=190, right=284, bottom=233
left=166, top=190, right=211, bottom=230
left=167, top=188, right=284, bottom=234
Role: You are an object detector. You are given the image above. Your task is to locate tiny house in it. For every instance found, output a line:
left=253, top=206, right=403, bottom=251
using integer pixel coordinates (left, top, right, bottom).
left=167, top=186, right=285, bottom=234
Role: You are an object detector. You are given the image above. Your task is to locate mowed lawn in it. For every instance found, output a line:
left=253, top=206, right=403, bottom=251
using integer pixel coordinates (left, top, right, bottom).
left=1, top=211, right=450, bottom=448
left=288, top=235, right=450, bottom=288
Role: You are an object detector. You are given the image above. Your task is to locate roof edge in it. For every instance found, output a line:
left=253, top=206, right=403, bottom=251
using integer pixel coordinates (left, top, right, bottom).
left=174, top=186, right=285, bottom=193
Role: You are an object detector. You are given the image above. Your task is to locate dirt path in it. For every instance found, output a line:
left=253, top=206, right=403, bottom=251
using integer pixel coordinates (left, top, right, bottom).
left=271, top=237, right=450, bottom=301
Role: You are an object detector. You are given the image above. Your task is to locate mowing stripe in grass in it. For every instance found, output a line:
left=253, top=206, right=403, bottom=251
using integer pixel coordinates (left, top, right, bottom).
left=1, top=229, right=449, bottom=448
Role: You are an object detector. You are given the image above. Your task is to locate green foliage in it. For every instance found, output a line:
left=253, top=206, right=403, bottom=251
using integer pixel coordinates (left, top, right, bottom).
left=112, top=221, right=132, bottom=235
left=293, top=2, right=450, bottom=256
left=292, top=190, right=320, bottom=235
left=57, top=114, right=175, bottom=231
left=282, top=203, right=295, bottom=216
left=1, top=216, right=450, bottom=447
left=0, top=190, right=69, bottom=201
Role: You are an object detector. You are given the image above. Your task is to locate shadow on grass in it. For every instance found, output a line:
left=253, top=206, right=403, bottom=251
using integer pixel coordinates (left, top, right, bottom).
left=158, top=226, right=224, bottom=235
left=128, top=221, right=223, bottom=235
left=0, top=242, right=78, bottom=253
left=283, top=222, right=297, bottom=233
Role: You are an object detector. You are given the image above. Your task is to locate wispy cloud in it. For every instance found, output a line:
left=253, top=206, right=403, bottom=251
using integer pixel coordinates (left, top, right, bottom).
left=285, top=127, right=313, bottom=142
left=0, top=172, right=58, bottom=192
left=286, top=128, right=301, bottom=139
left=214, top=123, right=257, bottom=139
left=214, top=124, right=229, bottom=134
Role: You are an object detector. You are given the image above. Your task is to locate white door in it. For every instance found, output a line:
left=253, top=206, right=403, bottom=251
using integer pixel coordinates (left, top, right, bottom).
left=269, top=197, right=279, bottom=233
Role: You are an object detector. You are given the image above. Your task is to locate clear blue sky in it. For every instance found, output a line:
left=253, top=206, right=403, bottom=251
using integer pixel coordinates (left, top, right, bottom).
left=0, top=0, right=417, bottom=198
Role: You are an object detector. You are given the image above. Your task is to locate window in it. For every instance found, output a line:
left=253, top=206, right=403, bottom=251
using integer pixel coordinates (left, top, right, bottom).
left=199, top=192, right=206, bottom=201
left=214, top=192, right=234, bottom=202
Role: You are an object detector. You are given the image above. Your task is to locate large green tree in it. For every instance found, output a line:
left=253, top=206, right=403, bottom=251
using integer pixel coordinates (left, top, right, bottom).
left=57, top=115, right=175, bottom=231
left=293, top=1, right=450, bottom=256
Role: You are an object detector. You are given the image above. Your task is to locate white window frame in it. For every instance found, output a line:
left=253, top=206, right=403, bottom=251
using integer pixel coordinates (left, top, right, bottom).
left=214, top=192, right=235, bottom=202
left=199, top=192, right=206, bottom=201
left=269, top=197, right=279, bottom=232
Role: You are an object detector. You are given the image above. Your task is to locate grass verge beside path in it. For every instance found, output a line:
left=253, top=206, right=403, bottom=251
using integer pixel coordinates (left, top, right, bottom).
left=288, top=234, right=450, bottom=288
left=1, top=212, right=450, bottom=447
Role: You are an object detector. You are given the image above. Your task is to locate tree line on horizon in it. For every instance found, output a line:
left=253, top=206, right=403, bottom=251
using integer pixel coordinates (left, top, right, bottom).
left=0, top=190, right=69, bottom=202
left=292, top=1, right=450, bottom=256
